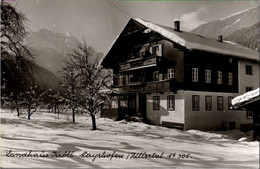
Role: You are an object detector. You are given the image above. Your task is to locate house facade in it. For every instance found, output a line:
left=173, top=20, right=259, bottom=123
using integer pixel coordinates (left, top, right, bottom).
left=101, top=18, right=259, bottom=130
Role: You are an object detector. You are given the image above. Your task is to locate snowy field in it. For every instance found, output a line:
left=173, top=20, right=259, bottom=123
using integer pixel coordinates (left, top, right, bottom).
left=1, top=109, right=259, bottom=168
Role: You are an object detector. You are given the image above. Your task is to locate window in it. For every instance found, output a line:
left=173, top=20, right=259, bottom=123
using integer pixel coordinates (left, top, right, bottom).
left=128, top=75, right=133, bottom=84
left=150, top=44, right=162, bottom=56
left=129, top=98, right=135, bottom=109
left=217, top=71, right=222, bottom=84
left=117, top=75, right=123, bottom=86
left=167, top=95, right=175, bottom=111
left=217, top=96, right=224, bottom=111
left=153, top=71, right=159, bottom=81
left=246, top=87, right=253, bottom=92
left=205, top=96, right=212, bottom=111
left=228, top=97, right=233, bottom=110
left=245, top=65, right=253, bottom=75
left=192, top=68, right=198, bottom=82
left=205, top=69, right=211, bottom=83
left=246, top=110, right=253, bottom=119
left=192, top=95, right=200, bottom=111
left=153, top=96, right=160, bottom=110
left=168, top=68, right=175, bottom=79
left=228, top=72, right=233, bottom=85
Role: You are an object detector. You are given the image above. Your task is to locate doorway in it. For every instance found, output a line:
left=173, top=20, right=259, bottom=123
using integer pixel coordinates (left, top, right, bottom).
left=139, top=93, right=147, bottom=117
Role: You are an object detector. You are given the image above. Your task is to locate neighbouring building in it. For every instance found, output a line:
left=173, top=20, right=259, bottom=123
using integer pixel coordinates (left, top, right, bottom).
left=101, top=18, right=259, bottom=130
left=232, top=88, right=260, bottom=140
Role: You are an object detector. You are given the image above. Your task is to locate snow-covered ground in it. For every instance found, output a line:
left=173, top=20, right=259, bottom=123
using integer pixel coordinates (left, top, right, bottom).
left=1, top=109, right=259, bottom=168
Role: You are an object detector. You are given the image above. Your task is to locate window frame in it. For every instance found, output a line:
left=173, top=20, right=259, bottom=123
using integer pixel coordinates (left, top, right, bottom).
left=217, top=71, right=222, bottom=84
left=205, top=69, right=211, bottom=83
left=167, top=95, right=175, bottom=111
left=192, top=95, right=200, bottom=111
left=192, top=68, right=199, bottom=82
left=150, top=44, right=162, bottom=56
left=153, top=96, right=160, bottom=110
left=217, top=96, right=224, bottom=111
left=153, top=71, right=159, bottom=81
left=168, top=68, right=175, bottom=80
left=228, top=72, right=233, bottom=85
left=246, top=110, right=253, bottom=119
left=245, top=65, right=253, bottom=75
left=205, top=96, right=212, bottom=111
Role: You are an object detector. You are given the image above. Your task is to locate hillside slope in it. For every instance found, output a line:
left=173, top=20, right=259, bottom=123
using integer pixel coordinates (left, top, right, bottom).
left=192, top=7, right=259, bottom=39
left=225, top=22, right=259, bottom=50
left=27, top=29, right=104, bottom=78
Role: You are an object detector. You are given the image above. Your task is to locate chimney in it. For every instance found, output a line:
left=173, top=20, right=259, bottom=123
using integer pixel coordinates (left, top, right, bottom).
left=174, top=21, right=180, bottom=32
left=218, top=35, right=223, bottom=42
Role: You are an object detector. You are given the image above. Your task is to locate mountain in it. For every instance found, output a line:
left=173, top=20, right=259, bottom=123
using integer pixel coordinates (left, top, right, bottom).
left=26, top=29, right=104, bottom=78
left=32, top=63, right=61, bottom=91
left=192, top=7, right=259, bottom=39
left=225, top=22, right=259, bottom=50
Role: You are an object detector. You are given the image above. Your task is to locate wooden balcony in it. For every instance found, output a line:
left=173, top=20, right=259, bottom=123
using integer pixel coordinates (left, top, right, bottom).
left=120, top=80, right=178, bottom=93
left=119, top=56, right=158, bottom=72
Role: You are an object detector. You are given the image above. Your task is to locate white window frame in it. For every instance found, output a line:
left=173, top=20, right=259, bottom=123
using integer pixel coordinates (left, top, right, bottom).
left=168, top=68, right=175, bottom=79
left=192, top=95, right=200, bottom=111
left=228, top=72, right=233, bottom=85
left=205, top=69, right=211, bottom=83
left=217, top=96, right=224, bottom=111
left=167, top=95, right=175, bottom=111
left=217, top=71, right=222, bottom=84
left=205, top=96, right=212, bottom=111
left=192, top=68, right=198, bottom=82
left=153, top=96, right=160, bottom=110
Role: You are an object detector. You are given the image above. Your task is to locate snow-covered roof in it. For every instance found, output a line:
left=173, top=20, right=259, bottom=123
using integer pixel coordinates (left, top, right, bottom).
left=133, top=18, right=259, bottom=62
left=232, top=88, right=260, bottom=107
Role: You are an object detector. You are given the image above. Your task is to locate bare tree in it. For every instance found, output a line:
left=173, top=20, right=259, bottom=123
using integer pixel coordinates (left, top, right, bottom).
left=20, top=84, right=47, bottom=120
left=1, top=1, right=33, bottom=116
left=61, top=64, right=81, bottom=122
left=63, top=41, right=112, bottom=130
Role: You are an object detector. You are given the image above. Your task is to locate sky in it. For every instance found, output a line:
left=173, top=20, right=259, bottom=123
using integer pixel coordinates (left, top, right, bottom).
left=14, top=0, right=259, bottom=54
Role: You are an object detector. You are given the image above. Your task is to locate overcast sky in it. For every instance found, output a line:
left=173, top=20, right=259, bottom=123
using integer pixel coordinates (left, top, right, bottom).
left=16, top=0, right=258, bottom=54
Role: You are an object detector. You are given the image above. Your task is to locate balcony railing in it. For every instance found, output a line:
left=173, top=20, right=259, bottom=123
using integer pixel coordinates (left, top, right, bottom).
left=122, top=80, right=176, bottom=93
left=119, top=56, right=157, bottom=72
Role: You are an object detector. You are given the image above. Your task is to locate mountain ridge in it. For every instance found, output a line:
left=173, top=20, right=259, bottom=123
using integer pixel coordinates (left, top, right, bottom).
left=26, top=29, right=104, bottom=78
left=192, top=6, right=259, bottom=39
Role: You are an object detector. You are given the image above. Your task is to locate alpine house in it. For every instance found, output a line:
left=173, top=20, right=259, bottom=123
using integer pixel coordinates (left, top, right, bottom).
left=101, top=18, right=259, bottom=131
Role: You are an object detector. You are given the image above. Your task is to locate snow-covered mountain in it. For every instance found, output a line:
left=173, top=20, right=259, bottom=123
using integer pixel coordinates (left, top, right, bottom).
left=226, top=21, right=259, bottom=50
left=192, top=6, right=259, bottom=39
left=26, top=29, right=104, bottom=78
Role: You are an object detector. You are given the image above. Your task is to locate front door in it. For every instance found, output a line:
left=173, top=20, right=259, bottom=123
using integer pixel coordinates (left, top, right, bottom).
left=139, top=93, right=147, bottom=117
